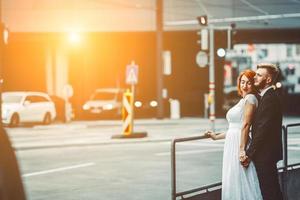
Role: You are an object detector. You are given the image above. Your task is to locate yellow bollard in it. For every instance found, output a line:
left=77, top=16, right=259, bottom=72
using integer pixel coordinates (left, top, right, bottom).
left=111, top=89, right=147, bottom=139
left=122, top=89, right=133, bottom=135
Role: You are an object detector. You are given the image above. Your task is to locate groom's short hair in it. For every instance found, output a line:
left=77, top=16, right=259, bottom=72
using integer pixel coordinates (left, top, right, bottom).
left=257, top=63, right=279, bottom=84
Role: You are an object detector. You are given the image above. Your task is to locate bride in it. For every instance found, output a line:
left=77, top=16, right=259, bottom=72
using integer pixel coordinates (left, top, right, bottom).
left=205, top=69, right=262, bottom=200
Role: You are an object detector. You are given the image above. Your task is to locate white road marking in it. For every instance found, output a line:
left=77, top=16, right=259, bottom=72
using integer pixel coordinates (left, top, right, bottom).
left=288, top=147, right=300, bottom=151
left=156, top=149, right=223, bottom=156
left=22, top=162, right=95, bottom=177
left=287, top=138, right=300, bottom=145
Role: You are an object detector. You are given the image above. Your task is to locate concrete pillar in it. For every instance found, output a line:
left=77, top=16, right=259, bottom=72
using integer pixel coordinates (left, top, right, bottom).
left=45, top=44, right=69, bottom=98
left=55, top=46, right=69, bottom=98
left=45, top=45, right=55, bottom=95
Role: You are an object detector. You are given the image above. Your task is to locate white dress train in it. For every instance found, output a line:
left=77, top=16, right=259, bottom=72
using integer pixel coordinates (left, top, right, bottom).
left=222, top=94, right=262, bottom=200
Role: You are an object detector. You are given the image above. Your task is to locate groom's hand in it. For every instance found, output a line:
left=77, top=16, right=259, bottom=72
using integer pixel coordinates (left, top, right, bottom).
left=240, top=156, right=250, bottom=168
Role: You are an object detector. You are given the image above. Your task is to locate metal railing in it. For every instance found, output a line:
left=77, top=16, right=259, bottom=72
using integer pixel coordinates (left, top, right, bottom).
left=171, top=135, right=222, bottom=200
left=282, top=123, right=300, bottom=168
left=171, top=123, right=300, bottom=200
left=282, top=123, right=300, bottom=200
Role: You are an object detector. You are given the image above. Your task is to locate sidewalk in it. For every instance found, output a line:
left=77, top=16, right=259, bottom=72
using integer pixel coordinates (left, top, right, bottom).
left=8, top=118, right=227, bottom=150
left=7, top=116, right=300, bottom=150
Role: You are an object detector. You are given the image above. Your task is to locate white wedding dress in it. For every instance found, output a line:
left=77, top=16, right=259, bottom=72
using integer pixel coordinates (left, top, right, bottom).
left=222, top=94, right=262, bottom=200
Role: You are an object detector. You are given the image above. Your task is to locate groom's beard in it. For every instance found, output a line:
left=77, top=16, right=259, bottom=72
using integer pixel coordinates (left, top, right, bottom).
left=255, top=79, right=268, bottom=91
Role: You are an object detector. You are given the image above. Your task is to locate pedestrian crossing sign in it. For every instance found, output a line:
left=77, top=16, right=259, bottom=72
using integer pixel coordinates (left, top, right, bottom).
left=126, top=62, right=139, bottom=85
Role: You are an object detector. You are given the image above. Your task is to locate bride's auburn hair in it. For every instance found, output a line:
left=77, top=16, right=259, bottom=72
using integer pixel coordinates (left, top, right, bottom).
left=237, top=69, right=257, bottom=96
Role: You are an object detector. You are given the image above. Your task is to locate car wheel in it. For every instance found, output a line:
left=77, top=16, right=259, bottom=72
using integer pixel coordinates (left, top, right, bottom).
left=9, top=113, right=20, bottom=127
left=43, top=113, right=52, bottom=125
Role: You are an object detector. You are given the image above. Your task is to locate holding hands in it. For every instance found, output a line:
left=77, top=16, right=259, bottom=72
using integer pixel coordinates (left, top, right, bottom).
left=205, top=129, right=251, bottom=168
left=239, top=149, right=250, bottom=168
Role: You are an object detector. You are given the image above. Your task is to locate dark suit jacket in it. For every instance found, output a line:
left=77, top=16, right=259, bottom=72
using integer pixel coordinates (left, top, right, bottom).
left=246, top=88, right=283, bottom=163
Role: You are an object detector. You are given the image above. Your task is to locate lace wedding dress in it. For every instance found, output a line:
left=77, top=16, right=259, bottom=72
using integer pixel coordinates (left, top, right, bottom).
left=222, top=94, right=262, bottom=200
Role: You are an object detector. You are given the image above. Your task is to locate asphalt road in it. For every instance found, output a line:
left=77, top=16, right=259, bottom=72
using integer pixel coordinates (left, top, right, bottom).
left=5, top=117, right=300, bottom=200
left=17, top=142, right=223, bottom=200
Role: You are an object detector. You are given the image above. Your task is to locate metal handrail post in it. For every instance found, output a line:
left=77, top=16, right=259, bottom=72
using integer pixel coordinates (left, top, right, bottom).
left=284, top=123, right=300, bottom=170
left=281, top=125, right=288, bottom=200
left=171, top=135, right=209, bottom=200
left=282, top=125, right=288, bottom=170
left=282, top=123, right=300, bottom=200
left=171, top=140, right=176, bottom=200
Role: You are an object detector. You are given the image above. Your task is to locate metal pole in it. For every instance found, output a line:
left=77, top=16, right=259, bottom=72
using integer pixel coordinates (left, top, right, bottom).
left=156, top=0, right=164, bottom=119
left=282, top=125, right=288, bottom=170
left=282, top=125, right=288, bottom=200
left=209, top=27, right=215, bottom=131
left=204, top=93, right=208, bottom=118
left=131, top=84, right=135, bottom=133
left=171, top=140, right=176, bottom=200
left=227, top=28, right=232, bottom=51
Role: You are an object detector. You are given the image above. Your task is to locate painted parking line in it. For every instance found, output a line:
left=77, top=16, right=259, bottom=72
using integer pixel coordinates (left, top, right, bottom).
left=156, top=148, right=223, bottom=156
left=22, top=162, right=95, bottom=178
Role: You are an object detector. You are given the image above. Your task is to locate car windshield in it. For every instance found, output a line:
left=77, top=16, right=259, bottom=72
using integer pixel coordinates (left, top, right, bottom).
left=2, top=95, right=23, bottom=103
left=91, top=92, right=116, bottom=100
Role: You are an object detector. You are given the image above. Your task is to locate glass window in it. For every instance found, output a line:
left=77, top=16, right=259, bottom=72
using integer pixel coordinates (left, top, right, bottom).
left=258, top=49, right=268, bottom=59
left=25, top=95, right=49, bottom=103
left=287, top=45, right=293, bottom=57
left=91, top=92, right=116, bottom=100
left=25, top=96, right=36, bottom=103
left=2, top=95, right=23, bottom=103
left=34, top=96, right=49, bottom=102
left=296, top=45, right=300, bottom=55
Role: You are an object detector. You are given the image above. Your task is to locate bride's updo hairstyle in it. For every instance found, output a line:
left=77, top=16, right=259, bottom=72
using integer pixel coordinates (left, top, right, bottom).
left=237, top=69, right=257, bottom=96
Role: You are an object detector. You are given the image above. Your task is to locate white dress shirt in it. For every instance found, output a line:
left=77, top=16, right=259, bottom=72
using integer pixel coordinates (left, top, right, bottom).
left=259, top=86, right=274, bottom=97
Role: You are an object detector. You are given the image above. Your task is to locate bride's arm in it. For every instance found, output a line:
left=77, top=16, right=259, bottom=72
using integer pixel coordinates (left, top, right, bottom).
left=205, top=131, right=225, bottom=140
left=214, top=132, right=226, bottom=140
left=240, top=102, right=256, bottom=153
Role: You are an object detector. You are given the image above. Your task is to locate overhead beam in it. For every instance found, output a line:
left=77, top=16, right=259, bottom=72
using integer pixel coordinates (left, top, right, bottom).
left=165, top=12, right=300, bottom=26
left=233, top=28, right=300, bottom=44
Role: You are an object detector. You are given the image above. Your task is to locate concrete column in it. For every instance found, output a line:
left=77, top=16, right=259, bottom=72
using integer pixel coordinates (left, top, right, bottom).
left=45, top=44, right=55, bottom=95
left=45, top=44, right=69, bottom=98
left=55, top=46, right=69, bottom=98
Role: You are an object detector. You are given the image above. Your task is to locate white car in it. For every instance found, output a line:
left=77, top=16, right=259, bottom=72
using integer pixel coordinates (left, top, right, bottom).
left=82, top=88, right=123, bottom=118
left=2, top=92, right=56, bottom=127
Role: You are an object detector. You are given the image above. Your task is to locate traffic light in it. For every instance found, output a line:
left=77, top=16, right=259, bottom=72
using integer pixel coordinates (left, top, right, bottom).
left=197, top=15, right=208, bottom=26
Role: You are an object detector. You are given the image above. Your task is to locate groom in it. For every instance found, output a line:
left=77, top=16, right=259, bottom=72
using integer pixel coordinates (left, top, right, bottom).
left=241, top=63, right=283, bottom=200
